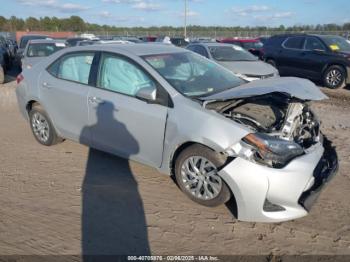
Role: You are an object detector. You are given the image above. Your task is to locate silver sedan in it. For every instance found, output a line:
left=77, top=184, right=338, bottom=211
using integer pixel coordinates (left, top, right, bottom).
left=16, top=44, right=338, bottom=222
left=186, top=42, right=279, bottom=81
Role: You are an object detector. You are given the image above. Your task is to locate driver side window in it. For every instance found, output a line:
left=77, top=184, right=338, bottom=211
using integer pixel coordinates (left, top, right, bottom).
left=98, top=53, right=156, bottom=96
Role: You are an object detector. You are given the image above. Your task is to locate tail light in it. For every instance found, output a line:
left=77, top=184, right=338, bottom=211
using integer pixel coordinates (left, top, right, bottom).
left=16, top=74, right=24, bottom=84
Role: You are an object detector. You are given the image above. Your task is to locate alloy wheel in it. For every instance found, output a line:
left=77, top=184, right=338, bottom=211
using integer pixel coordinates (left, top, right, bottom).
left=180, top=156, right=222, bottom=200
left=31, top=112, right=50, bottom=143
left=326, top=69, right=343, bottom=88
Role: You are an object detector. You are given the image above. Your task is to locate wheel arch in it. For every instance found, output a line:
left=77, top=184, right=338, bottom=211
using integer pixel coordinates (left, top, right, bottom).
left=322, top=63, right=347, bottom=77
left=26, top=100, right=40, bottom=114
left=170, top=141, right=238, bottom=214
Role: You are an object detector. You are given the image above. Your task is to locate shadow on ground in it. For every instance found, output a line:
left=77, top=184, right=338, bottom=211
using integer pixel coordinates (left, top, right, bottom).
left=80, top=102, right=150, bottom=257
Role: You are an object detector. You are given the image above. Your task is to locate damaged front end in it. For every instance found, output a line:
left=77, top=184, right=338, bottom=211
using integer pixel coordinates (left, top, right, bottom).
left=205, top=92, right=323, bottom=168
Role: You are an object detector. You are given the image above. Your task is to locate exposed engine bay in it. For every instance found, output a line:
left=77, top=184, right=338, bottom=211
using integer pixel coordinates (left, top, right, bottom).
left=205, top=93, right=321, bottom=149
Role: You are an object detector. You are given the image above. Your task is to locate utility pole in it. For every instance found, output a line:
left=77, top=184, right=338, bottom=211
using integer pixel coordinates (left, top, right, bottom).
left=184, top=0, right=187, bottom=38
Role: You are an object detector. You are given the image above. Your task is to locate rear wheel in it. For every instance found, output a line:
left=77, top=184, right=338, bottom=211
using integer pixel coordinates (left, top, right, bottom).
left=323, top=65, right=346, bottom=89
left=175, top=144, right=231, bottom=207
left=0, top=65, right=4, bottom=84
left=29, top=104, right=61, bottom=146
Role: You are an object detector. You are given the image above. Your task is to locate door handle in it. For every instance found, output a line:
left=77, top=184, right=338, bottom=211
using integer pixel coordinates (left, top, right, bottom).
left=42, top=82, right=53, bottom=89
left=88, top=96, right=105, bottom=104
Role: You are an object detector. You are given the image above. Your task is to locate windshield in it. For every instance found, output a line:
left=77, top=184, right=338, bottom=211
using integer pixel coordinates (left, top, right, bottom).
left=27, top=43, right=65, bottom=57
left=242, top=41, right=263, bottom=49
left=143, top=52, right=245, bottom=97
left=320, top=36, right=350, bottom=52
left=209, top=45, right=258, bottom=61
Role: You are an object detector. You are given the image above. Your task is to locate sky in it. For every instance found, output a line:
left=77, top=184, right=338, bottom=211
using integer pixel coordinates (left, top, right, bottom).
left=2, top=0, right=350, bottom=27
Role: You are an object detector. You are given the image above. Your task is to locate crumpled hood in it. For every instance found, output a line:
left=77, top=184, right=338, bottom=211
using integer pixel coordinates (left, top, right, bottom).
left=201, top=77, right=328, bottom=101
left=217, top=60, right=278, bottom=76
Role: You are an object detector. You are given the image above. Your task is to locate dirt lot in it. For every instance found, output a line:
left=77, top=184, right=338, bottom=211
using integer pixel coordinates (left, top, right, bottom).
left=0, top=78, right=349, bottom=256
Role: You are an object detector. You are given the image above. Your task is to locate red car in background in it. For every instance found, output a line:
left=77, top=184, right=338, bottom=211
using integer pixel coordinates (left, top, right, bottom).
left=219, top=38, right=264, bottom=59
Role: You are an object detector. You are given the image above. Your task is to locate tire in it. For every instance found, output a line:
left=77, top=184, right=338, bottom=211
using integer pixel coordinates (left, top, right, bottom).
left=323, top=65, right=346, bottom=89
left=29, top=104, right=61, bottom=146
left=266, top=59, right=277, bottom=68
left=0, top=65, right=4, bottom=84
left=175, top=144, right=231, bottom=207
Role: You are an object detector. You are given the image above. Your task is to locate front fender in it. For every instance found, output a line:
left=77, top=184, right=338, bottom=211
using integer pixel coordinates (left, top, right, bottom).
left=159, top=98, right=251, bottom=175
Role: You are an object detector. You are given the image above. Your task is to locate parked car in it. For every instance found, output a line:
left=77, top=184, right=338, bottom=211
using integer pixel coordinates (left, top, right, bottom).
left=17, top=34, right=50, bottom=57
left=139, top=36, right=157, bottom=42
left=264, top=34, right=350, bottom=89
left=6, top=38, right=18, bottom=58
left=21, top=39, right=66, bottom=69
left=220, top=38, right=264, bottom=58
left=0, top=35, right=11, bottom=83
left=189, top=37, right=216, bottom=43
left=186, top=43, right=278, bottom=82
left=112, top=36, right=143, bottom=43
left=66, top=37, right=89, bottom=47
left=16, top=44, right=338, bottom=223
left=76, top=40, right=96, bottom=46
left=257, top=36, right=270, bottom=45
left=156, top=36, right=189, bottom=47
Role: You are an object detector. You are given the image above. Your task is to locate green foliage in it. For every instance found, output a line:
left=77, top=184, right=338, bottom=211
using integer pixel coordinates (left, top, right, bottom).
left=0, top=15, right=349, bottom=36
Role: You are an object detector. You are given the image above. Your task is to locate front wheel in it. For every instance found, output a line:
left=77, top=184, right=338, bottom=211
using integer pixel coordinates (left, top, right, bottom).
left=323, top=65, right=346, bottom=89
left=175, top=144, right=231, bottom=207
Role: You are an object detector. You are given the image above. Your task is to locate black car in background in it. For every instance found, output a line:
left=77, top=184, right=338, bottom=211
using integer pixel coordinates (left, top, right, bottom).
left=0, top=35, right=12, bottom=83
left=65, top=37, right=89, bottom=47
left=263, top=34, right=350, bottom=89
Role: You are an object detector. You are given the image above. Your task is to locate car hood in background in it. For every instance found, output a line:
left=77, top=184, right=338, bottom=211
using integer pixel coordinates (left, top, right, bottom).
left=217, top=60, right=277, bottom=76
left=201, top=77, right=328, bottom=102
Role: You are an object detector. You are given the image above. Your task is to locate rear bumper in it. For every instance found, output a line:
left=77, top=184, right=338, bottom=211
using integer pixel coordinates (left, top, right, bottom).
left=219, top=137, right=338, bottom=223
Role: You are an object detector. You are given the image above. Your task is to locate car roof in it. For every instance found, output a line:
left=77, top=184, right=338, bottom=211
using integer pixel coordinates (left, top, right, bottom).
left=269, top=33, right=335, bottom=38
left=222, top=38, right=259, bottom=42
left=189, top=42, right=237, bottom=48
left=28, top=39, right=66, bottom=44
left=66, top=43, right=186, bottom=56
left=21, top=35, right=49, bottom=39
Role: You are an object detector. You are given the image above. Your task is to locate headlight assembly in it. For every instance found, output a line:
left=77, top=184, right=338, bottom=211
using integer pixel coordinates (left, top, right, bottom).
left=226, top=133, right=304, bottom=168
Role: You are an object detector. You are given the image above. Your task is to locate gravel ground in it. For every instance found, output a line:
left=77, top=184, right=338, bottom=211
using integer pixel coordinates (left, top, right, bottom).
left=0, top=79, right=349, bottom=256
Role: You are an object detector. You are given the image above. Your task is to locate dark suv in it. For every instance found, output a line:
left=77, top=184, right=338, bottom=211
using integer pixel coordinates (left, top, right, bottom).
left=264, top=34, right=350, bottom=89
left=0, top=35, right=11, bottom=84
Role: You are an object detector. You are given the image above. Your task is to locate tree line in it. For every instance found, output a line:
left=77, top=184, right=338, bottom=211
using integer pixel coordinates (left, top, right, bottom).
left=1, top=15, right=350, bottom=36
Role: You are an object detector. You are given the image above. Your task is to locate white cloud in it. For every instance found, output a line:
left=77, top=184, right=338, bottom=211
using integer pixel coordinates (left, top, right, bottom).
left=231, top=5, right=271, bottom=16
left=254, top=12, right=294, bottom=20
left=59, top=3, right=89, bottom=12
left=101, top=0, right=142, bottom=4
left=132, top=1, right=161, bottom=11
left=17, top=0, right=88, bottom=13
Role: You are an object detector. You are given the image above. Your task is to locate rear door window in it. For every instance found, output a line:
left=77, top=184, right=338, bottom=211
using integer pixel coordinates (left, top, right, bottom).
left=47, top=52, right=95, bottom=85
left=283, top=37, right=305, bottom=49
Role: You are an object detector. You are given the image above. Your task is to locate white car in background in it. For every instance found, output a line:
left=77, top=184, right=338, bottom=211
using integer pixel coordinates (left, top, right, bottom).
left=21, top=39, right=66, bottom=69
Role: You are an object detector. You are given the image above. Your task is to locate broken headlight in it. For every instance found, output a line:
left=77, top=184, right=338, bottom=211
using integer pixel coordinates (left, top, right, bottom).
left=227, top=133, right=304, bottom=168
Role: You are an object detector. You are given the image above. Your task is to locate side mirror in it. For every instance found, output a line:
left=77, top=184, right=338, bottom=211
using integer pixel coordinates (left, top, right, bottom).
left=135, top=85, right=157, bottom=102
